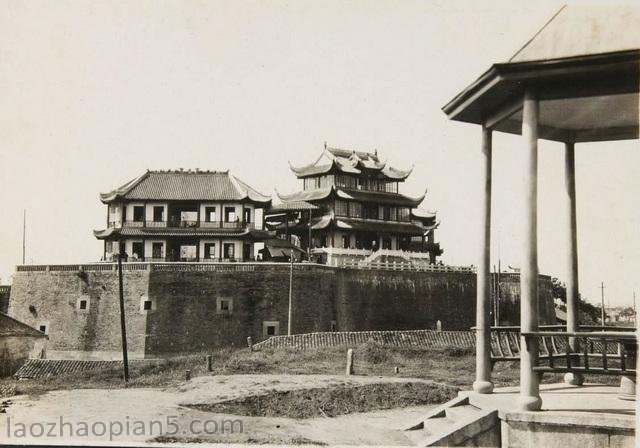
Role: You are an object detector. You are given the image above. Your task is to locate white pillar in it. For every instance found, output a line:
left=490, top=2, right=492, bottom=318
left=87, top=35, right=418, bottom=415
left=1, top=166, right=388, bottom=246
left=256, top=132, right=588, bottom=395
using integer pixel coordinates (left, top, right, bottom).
left=474, top=125, right=494, bottom=394
left=564, top=141, right=584, bottom=386
left=519, top=88, right=542, bottom=411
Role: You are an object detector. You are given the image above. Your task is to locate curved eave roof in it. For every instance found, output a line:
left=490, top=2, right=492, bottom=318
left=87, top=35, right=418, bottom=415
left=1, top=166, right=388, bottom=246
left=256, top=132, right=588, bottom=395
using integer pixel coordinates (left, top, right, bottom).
left=289, top=147, right=412, bottom=180
left=276, top=187, right=334, bottom=203
left=267, top=201, right=319, bottom=213
left=336, top=188, right=426, bottom=207
left=93, top=227, right=271, bottom=240
left=336, top=218, right=426, bottom=236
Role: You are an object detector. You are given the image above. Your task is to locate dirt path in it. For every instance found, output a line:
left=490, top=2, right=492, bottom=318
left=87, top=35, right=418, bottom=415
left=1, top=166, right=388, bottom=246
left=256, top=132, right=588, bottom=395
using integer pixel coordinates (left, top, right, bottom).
left=1, top=374, right=436, bottom=445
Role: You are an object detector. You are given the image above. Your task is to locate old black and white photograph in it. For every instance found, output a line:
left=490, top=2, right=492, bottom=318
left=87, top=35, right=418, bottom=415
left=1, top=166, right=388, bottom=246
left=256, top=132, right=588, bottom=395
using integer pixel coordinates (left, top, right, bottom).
left=0, top=1, right=638, bottom=447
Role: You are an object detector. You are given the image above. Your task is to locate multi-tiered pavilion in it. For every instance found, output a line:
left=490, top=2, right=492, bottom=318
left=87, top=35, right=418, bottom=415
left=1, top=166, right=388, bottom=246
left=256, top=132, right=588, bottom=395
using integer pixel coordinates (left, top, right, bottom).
left=265, top=145, right=442, bottom=266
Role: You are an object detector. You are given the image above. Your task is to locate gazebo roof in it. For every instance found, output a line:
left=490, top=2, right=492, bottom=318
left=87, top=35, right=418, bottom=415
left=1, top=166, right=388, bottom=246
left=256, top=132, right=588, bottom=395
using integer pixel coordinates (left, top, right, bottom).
left=443, top=5, right=640, bottom=144
left=510, top=5, right=640, bottom=63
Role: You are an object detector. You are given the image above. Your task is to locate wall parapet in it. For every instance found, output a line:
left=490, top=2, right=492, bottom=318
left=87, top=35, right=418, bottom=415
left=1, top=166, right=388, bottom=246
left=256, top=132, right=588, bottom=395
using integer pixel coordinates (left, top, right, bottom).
left=15, top=262, right=333, bottom=273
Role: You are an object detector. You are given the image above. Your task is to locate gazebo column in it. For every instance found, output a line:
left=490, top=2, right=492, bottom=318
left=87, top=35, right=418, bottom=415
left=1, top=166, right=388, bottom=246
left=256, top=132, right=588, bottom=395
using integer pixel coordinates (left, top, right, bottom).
left=473, top=124, right=493, bottom=394
left=519, top=88, right=542, bottom=411
left=563, top=141, right=584, bottom=386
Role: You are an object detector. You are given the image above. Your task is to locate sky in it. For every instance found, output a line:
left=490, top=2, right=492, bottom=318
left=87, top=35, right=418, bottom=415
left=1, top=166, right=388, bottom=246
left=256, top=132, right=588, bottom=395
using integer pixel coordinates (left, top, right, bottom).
left=0, top=0, right=638, bottom=307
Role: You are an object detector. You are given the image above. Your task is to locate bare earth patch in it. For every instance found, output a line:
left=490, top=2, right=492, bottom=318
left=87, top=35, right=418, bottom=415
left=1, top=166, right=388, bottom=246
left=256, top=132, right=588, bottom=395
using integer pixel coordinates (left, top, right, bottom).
left=1, top=374, right=454, bottom=446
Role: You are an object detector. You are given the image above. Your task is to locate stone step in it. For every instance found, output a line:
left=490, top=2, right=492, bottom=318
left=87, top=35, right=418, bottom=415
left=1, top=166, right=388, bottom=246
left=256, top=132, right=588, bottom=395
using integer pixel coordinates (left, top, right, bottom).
left=404, top=415, right=458, bottom=445
left=444, top=403, right=482, bottom=421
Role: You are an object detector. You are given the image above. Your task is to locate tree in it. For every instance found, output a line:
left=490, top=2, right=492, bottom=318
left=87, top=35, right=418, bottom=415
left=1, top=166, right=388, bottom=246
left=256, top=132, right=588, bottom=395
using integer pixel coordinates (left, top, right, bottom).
left=551, top=277, right=602, bottom=324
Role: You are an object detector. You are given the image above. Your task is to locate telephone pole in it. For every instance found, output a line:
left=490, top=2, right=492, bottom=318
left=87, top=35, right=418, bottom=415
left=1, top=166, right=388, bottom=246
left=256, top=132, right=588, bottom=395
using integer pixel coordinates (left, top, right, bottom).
left=117, top=253, right=130, bottom=382
left=288, top=250, right=294, bottom=336
left=22, top=210, right=26, bottom=264
left=599, top=282, right=606, bottom=328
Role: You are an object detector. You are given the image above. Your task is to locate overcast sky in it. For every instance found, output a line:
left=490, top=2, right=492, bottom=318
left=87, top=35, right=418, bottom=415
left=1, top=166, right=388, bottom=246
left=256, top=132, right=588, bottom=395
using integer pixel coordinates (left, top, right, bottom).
left=1, top=0, right=638, bottom=307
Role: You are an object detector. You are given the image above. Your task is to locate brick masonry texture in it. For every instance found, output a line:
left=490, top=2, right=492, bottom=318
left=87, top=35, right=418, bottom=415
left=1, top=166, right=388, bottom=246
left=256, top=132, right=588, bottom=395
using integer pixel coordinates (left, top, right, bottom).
left=7, top=264, right=556, bottom=359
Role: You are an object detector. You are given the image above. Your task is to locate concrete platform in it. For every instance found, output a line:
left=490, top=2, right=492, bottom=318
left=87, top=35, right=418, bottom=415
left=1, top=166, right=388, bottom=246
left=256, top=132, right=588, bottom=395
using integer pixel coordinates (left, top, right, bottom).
left=462, top=383, right=636, bottom=448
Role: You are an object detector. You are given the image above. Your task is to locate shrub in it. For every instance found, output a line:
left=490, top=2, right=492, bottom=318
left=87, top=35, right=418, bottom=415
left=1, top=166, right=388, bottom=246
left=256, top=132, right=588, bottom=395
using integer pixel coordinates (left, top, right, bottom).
left=360, top=340, right=390, bottom=364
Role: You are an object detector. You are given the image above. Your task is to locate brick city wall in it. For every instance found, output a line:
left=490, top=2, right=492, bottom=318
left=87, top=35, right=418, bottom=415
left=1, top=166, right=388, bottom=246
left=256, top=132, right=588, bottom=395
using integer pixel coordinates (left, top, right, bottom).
left=6, top=263, right=555, bottom=359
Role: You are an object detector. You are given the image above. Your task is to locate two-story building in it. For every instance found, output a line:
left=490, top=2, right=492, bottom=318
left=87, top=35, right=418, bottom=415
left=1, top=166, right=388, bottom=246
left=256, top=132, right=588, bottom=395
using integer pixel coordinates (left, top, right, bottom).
left=93, top=169, right=272, bottom=262
left=265, top=145, right=443, bottom=266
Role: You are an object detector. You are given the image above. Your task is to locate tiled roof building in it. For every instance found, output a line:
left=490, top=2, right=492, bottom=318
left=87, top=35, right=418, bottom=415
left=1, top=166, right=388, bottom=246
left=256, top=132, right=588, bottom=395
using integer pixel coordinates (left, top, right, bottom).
left=94, top=170, right=271, bottom=262
left=265, top=144, right=443, bottom=266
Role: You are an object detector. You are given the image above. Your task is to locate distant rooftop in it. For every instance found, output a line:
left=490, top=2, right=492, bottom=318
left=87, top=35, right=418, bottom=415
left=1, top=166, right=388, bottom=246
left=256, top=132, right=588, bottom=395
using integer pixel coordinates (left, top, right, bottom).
left=0, top=312, right=47, bottom=338
left=289, top=144, right=414, bottom=180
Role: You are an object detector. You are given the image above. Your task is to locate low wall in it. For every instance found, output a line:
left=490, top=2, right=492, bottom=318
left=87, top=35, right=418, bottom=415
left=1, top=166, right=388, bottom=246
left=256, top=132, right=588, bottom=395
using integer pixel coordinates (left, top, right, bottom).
left=7, top=263, right=556, bottom=359
left=252, top=329, right=475, bottom=351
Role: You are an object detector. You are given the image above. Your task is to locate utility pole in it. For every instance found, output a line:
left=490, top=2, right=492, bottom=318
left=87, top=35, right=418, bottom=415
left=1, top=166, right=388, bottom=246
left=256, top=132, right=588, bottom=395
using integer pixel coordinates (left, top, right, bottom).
left=22, top=210, right=26, bottom=265
left=288, top=250, right=293, bottom=336
left=496, top=258, right=501, bottom=326
left=117, top=253, right=130, bottom=382
left=633, top=291, right=636, bottom=326
left=599, top=282, right=606, bottom=329
left=307, top=210, right=312, bottom=261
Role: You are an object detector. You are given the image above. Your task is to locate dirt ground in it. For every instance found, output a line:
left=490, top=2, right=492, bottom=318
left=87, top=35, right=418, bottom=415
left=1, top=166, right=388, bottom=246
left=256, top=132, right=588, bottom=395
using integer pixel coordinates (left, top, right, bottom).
left=1, top=374, right=439, bottom=446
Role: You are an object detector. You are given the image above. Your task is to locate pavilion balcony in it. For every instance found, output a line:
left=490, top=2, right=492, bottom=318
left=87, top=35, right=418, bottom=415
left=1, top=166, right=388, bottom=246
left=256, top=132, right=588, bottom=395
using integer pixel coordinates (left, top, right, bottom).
left=136, top=257, right=242, bottom=263
left=116, top=220, right=256, bottom=230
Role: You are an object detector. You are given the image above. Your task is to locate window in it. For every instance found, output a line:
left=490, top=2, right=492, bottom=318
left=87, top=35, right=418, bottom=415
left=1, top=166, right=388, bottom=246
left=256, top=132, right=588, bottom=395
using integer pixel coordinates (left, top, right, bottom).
left=39, top=325, right=47, bottom=334
left=350, top=202, right=362, bottom=218
left=243, top=208, right=251, bottom=223
left=334, top=200, right=348, bottom=217
left=105, top=241, right=113, bottom=253
left=382, top=206, right=391, bottom=221
left=364, top=204, right=378, bottom=220
left=342, top=235, right=350, bottom=249
left=389, top=207, right=398, bottom=221
left=204, top=243, right=216, bottom=259
left=398, top=207, right=410, bottom=222
left=216, top=297, right=233, bottom=314
left=131, top=242, right=144, bottom=260
left=205, top=207, right=217, bottom=222
left=223, top=243, right=235, bottom=259
left=79, top=300, right=87, bottom=310
left=224, top=207, right=236, bottom=222
left=263, top=321, right=280, bottom=338
left=140, top=297, right=154, bottom=312
left=152, top=206, right=164, bottom=222
left=336, top=175, right=356, bottom=189
left=382, top=237, right=392, bottom=249
left=152, top=242, right=163, bottom=259
left=133, top=206, right=145, bottom=222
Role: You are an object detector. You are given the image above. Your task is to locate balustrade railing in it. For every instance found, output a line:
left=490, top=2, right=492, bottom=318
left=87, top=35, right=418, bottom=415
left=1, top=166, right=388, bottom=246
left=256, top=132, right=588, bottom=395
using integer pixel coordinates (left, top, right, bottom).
left=522, top=331, right=636, bottom=377
left=110, top=220, right=254, bottom=230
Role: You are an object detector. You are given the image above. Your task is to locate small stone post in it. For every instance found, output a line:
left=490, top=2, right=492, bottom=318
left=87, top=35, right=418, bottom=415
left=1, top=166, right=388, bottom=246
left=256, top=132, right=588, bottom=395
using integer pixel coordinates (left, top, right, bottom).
left=346, top=349, right=354, bottom=376
left=436, top=320, right=442, bottom=332
left=206, top=355, right=213, bottom=372
left=185, top=370, right=191, bottom=381
left=247, top=336, right=253, bottom=351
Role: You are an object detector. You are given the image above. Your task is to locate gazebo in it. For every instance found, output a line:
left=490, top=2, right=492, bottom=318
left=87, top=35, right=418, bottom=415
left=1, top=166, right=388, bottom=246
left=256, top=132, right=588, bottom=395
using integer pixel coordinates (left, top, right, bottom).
left=443, top=4, right=638, bottom=412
